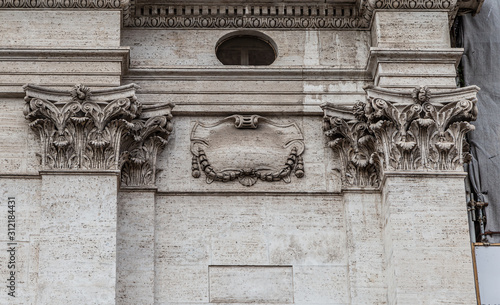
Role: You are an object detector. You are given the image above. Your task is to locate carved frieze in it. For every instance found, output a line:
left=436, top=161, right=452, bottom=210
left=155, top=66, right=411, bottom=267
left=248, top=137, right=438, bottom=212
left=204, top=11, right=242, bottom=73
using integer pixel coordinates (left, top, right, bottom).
left=0, top=0, right=482, bottom=28
left=24, top=84, right=141, bottom=170
left=120, top=104, right=174, bottom=187
left=190, top=115, right=304, bottom=186
left=121, top=0, right=482, bottom=29
left=0, top=0, right=122, bottom=8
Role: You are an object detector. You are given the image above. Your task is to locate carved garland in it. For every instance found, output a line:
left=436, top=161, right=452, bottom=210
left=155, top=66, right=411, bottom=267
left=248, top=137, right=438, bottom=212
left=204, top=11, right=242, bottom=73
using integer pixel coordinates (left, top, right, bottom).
left=322, top=86, right=478, bottom=188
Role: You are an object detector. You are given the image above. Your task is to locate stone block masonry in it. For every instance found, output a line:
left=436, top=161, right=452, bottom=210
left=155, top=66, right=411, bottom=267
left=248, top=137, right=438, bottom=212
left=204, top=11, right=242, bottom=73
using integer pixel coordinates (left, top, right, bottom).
left=0, top=1, right=485, bottom=304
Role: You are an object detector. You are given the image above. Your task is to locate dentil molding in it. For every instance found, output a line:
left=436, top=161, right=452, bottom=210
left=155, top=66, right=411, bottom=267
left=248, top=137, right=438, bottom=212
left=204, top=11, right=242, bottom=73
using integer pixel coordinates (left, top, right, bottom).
left=0, top=0, right=484, bottom=29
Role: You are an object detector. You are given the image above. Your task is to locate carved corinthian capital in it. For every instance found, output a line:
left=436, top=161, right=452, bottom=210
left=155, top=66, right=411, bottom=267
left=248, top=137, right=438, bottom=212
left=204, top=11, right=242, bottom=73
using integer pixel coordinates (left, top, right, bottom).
left=322, top=103, right=380, bottom=188
left=23, top=84, right=141, bottom=170
left=364, top=85, right=479, bottom=172
left=120, top=104, right=174, bottom=187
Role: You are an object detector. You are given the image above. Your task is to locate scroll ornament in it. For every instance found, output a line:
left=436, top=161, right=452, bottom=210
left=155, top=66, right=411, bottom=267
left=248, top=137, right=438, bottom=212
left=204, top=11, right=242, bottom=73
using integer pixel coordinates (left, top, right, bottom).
left=120, top=105, right=174, bottom=187
left=23, top=84, right=174, bottom=187
left=24, top=84, right=141, bottom=170
left=366, top=86, right=477, bottom=171
left=323, top=86, right=478, bottom=187
left=323, top=102, right=380, bottom=188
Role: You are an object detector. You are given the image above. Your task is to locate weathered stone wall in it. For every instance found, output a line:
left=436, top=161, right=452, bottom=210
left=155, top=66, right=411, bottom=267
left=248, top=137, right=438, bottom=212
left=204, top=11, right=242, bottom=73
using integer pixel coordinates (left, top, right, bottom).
left=153, top=194, right=348, bottom=304
left=122, top=29, right=371, bottom=68
left=0, top=3, right=482, bottom=305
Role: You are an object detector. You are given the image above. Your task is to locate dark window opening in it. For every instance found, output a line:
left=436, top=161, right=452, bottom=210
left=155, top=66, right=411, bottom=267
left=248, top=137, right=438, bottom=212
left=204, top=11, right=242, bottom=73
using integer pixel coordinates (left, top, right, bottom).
left=216, top=35, right=276, bottom=66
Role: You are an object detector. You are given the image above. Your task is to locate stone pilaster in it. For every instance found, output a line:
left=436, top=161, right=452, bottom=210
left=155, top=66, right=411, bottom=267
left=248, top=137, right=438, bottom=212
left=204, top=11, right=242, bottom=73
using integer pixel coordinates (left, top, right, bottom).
left=322, top=103, right=380, bottom=188
left=368, top=6, right=464, bottom=90
left=37, top=170, right=119, bottom=304
left=117, top=188, right=156, bottom=305
left=368, top=86, right=478, bottom=304
left=381, top=172, right=476, bottom=304
left=120, top=104, right=174, bottom=187
left=322, top=85, right=479, bottom=304
left=116, top=104, right=173, bottom=305
left=23, top=83, right=170, bottom=304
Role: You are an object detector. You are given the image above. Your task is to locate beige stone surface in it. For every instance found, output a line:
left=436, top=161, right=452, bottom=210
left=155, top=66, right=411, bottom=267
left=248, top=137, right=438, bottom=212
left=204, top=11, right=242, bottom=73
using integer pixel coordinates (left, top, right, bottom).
left=293, top=265, right=350, bottom=304
left=155, top=194, right=346, bottom=304
left=0, top=4, right=480, bottom=304
left=382, top=174, right=476, bottom=305
left=117, top=190, right=156, bottom=305
left=0, top=99, right=41, bottom=175
left=0, top=177, right=41, bottom=305
left=371, top=11, right=450, bottom=49
left=344, top=192, right=386, bottom=305
left=209, top=266, right=293, bottom=303
left=0, top=10, right=121, bottom=48
left=375, top=62, right=458, bottom=89
left=37, top=173, right=118, bottom=305
left=122, top=29, right=370, bottom=68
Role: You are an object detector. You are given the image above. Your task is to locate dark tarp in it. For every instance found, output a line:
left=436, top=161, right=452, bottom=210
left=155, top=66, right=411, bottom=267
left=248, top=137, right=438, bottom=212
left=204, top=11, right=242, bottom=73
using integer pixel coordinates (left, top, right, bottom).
left=462, top=1, right=500, bottom=243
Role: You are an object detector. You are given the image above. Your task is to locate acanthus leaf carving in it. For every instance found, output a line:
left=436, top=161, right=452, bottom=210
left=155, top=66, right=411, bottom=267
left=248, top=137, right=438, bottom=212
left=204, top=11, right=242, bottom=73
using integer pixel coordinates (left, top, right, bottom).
left=322, top=102, right=380, bottom=188
left=322, top=85, right=478, bottom=189
left=190, top=115, right=305, bottom=187
left=363, top=85, right=478, bottom=172
left=120, top=104, right=175, bottom=187
left=365, top=98, right=423, bottom=170
left=24, top=83, right=141, bottom=170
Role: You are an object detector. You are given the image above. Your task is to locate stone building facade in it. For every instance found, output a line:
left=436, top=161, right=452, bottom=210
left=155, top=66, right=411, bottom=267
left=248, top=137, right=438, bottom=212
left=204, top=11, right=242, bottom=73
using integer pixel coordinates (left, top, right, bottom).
left=0, top=0, right=485, bottom=304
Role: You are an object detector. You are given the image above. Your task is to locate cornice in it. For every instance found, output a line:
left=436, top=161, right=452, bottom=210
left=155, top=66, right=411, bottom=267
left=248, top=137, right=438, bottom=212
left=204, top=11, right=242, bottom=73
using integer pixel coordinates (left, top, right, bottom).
left=380, top=170, right=467, bottom=188
left=125, top=67, right=371, bottom=81
left=0, top=0, right=124, bottom=8
left=0, top=48, right=130, bottom=58
left=122, top=0, right=483, bottom=29
left=0, top=0, right=484, bottom=29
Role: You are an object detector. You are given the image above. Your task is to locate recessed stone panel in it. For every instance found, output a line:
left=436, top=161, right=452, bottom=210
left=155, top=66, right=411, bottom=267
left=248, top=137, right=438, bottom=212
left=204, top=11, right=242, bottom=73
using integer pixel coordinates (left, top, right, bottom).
left=209, top=266, right=293, bottom=303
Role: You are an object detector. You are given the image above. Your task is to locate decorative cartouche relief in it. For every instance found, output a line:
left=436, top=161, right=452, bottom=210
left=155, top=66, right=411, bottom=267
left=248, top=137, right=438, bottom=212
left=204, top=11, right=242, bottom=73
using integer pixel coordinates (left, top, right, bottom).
left=322, top=103, right=380, bottom=188
left=322, top=85, right=479, bottom=186
left=120, top=104, right=174, bottom=187
left=191, top=115, right=304, bottom=187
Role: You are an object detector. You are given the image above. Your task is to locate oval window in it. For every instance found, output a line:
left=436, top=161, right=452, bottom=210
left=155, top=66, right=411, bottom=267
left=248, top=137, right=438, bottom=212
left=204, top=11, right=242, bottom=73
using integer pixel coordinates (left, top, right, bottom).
left=216, top=35, right=277, bottom=66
